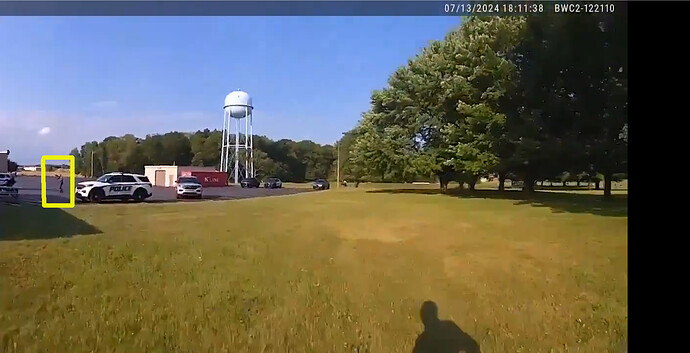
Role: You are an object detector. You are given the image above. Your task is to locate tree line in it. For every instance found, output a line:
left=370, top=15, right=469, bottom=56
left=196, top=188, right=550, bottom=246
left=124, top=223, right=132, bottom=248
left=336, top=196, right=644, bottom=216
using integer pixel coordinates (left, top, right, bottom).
left=69, top=130, right=338, bottom=182
left=345, top=12, right=627, bottom=197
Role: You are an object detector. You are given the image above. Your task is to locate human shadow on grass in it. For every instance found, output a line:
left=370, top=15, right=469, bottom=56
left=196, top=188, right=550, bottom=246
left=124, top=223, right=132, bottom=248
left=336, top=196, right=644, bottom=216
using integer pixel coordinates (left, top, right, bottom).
left=368, top=188, right=627, bottom=217
left=0, top=205, right=102, bottom=241
left=412, top=301, right=481, bottom=353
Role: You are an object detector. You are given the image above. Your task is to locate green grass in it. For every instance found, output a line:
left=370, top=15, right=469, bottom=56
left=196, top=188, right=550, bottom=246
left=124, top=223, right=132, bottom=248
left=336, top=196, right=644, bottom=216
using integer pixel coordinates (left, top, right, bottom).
left=0, top=188, right=628, bottom=353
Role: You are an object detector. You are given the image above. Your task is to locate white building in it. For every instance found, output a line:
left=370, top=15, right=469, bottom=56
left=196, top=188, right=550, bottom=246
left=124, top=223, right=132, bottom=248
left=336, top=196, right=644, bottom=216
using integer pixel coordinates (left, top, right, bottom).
left=144, top=165, right=220, bottom=187
left=144, top=165, right=179, bottom=187
left=0, top=150, right=9, bottom=173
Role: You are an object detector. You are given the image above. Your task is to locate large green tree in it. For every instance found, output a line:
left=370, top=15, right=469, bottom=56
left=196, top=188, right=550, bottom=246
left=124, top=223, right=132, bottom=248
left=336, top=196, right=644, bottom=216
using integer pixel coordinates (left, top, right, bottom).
left=190, top=129, right=223, bottom=167
left=349, top=13, right=626, bottom=196
left=503, top=11, right=627, bottom=196
left=161, top=132, right=192, bottom=166
left=437, top=17, right=525, bottom=190
left=350, top=115, right=391, bottom=182
left=351, top=17, right=525, bottom=191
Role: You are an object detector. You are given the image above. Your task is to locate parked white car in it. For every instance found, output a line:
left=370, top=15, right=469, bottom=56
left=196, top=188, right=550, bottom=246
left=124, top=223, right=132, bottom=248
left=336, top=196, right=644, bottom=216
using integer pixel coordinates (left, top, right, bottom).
left=0, top=172, right=15, bottom=187
left=0, top=172, right=18, bottom=200
left=176, top=176, right=203, bottom=199
left=75, top=172, right=152, bottom=203
left=511, top=180, right=525, bottom=188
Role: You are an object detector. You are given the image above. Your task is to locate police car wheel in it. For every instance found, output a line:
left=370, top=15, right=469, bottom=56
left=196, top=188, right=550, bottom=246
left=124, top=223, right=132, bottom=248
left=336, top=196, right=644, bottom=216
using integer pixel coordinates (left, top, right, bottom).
left=133, top=188, right=147, bottom=202
left=89, top=188, right=105, bottom=203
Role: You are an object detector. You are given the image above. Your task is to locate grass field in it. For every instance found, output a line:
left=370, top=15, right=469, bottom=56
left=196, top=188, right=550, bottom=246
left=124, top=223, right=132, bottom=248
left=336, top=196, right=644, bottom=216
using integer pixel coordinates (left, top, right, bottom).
left=0, top=187, right=628, bottom=353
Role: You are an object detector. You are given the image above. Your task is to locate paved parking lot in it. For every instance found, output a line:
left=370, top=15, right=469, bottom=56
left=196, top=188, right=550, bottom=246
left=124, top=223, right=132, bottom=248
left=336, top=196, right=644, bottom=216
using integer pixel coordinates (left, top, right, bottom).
left=1, top=176, right=315, bottom=206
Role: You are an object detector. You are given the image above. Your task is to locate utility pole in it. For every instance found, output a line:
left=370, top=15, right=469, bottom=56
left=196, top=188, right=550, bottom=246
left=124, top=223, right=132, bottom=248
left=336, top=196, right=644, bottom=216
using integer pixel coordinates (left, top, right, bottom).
left=336, top=132, right=347, bottom=188
left=90, top=151, right=94, bottom=178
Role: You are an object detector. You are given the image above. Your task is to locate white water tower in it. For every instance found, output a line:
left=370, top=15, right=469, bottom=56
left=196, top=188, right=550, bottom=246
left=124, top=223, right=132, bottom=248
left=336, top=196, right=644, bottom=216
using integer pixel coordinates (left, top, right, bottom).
left=220, top=90, right=254, bottom=184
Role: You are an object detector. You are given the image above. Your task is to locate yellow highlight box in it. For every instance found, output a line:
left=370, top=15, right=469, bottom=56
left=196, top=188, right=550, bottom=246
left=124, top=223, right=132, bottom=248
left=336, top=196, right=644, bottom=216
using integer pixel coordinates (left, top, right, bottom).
left=41, top=155, right=75, bottom=208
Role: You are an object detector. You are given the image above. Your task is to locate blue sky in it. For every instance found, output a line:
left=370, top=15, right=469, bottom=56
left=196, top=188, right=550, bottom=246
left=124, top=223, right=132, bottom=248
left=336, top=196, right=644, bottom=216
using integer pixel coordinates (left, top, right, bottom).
left=0, top=17, right=459, bottom=164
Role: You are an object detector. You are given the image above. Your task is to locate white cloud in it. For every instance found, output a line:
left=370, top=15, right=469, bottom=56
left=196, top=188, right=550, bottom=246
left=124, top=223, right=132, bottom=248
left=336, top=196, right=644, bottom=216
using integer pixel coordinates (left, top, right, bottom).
left=38, top=126, right=51, bottom=135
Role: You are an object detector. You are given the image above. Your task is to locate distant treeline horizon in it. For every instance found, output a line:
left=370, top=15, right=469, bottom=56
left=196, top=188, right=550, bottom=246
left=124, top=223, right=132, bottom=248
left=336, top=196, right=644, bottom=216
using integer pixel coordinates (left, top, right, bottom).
left=66, top=129, right=396, bottom=183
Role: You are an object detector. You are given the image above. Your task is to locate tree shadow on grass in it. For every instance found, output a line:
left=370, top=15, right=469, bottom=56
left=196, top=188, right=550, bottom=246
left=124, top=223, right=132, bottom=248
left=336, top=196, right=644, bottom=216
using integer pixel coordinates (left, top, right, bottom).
left=368, top=188, right=627, bottom=217
left=412, top=301, right=481, bottom=353
left=145, top=195, right=227, bottom=204
left=74, top=195, right=227, bottom=206
left=0, top=205, right=102, bottom=241
left=535, top=184, right=628, bottom=192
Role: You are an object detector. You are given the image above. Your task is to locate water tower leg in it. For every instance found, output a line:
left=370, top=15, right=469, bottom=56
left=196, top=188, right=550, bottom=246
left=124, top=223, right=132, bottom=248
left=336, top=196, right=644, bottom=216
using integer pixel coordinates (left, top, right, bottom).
left=244, top=108, right=249, bottom=179
left=230, top=114, right=234, bottom=172
left=249, top=114, right=254, bottom=178
left=220, top=113, right=226, bottom=172
left=234, top=118, right=240, bottom=184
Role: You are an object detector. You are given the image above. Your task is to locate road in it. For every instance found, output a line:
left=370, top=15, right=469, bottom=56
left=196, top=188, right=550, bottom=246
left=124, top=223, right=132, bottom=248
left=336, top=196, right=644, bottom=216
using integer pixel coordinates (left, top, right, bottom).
left=1, top=176, right=315, bottom=206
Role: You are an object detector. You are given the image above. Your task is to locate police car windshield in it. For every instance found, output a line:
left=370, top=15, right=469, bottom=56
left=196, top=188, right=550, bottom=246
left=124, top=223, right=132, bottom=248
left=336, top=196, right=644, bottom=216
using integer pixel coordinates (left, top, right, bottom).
left=178, top=177, right=198, bottom=184
left=96, top=175, right=111, bottom=182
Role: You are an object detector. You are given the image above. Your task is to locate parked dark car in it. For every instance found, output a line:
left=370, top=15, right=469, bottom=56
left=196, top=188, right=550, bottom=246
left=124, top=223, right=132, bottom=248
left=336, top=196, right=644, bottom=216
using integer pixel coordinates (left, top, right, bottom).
left=312, top=178, right=330, bottom=190
left=240, top=177, right=260, bottom=188
left=263, top=177, right=282, bottom=189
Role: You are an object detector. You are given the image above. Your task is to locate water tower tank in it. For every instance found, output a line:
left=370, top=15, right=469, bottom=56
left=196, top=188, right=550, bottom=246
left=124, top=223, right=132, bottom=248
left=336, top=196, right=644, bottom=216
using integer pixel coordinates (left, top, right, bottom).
left=224, top=90, right=253, bottom=118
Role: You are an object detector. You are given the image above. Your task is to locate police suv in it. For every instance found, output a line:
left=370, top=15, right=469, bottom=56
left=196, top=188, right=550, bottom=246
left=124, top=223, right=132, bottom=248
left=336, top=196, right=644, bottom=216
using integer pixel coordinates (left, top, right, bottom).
left=0, top=172, right=15, bottom=187
left=75, top=172, right=153, bottom=203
